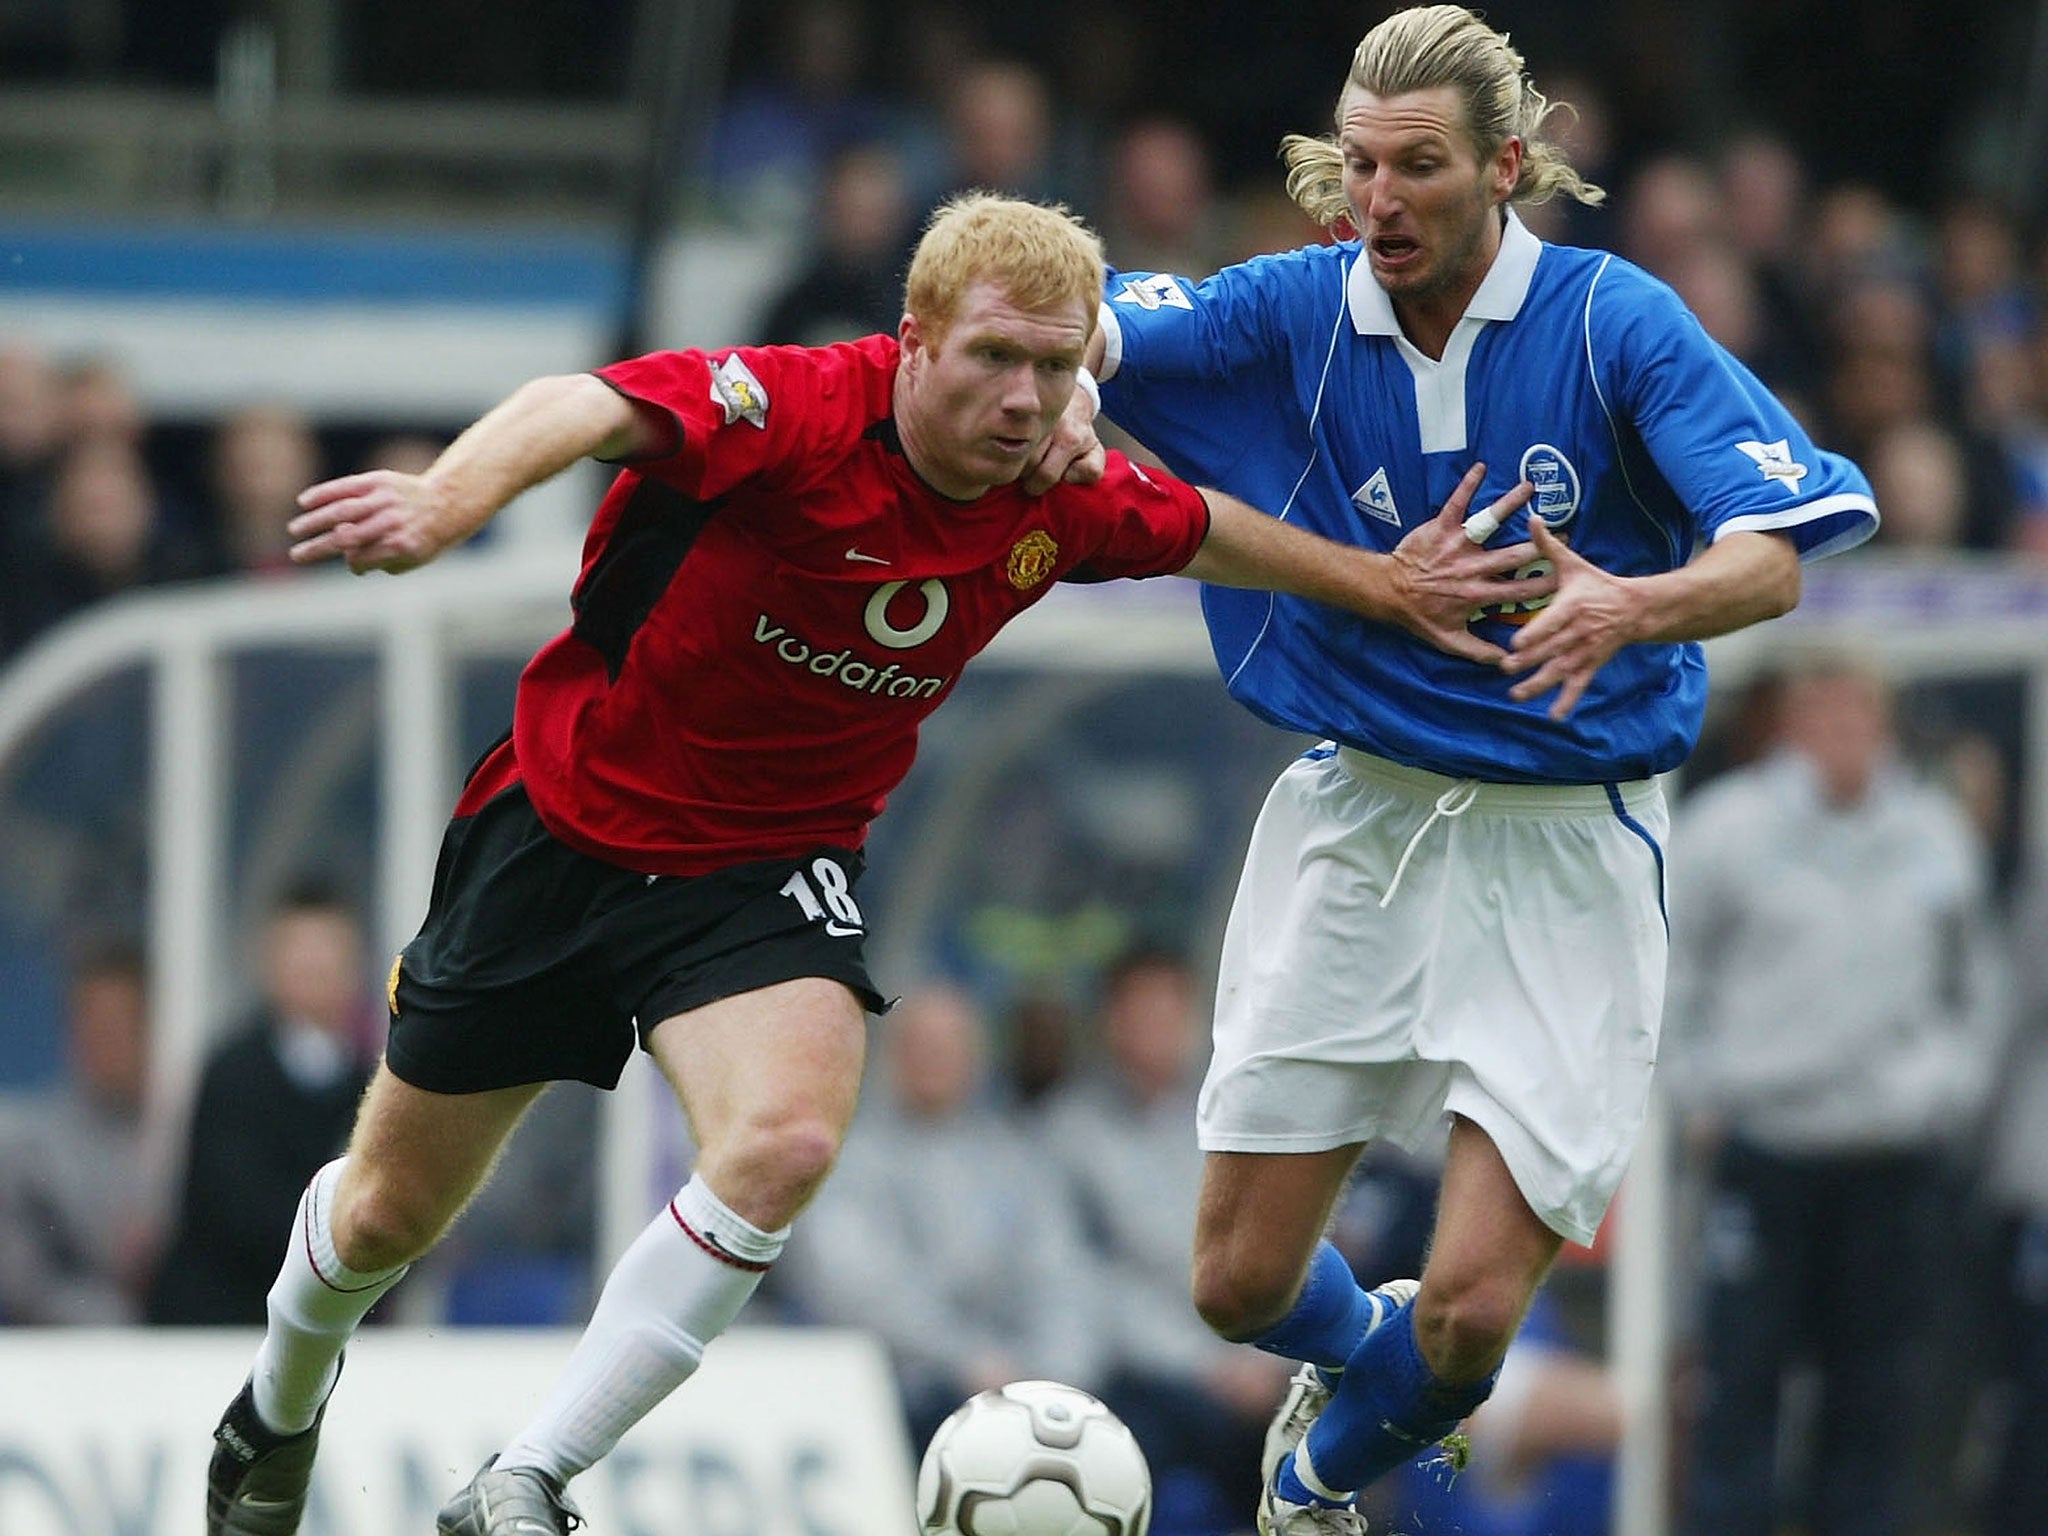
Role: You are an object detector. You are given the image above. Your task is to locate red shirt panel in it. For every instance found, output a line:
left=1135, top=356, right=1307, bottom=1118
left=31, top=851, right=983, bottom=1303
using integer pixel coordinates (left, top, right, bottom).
left=459, top=335, right=1211, bottom=874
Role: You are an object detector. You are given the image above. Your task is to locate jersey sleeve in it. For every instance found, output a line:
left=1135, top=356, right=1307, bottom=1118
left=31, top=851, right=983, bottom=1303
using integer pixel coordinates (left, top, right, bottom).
left=1099, top=253, right=1310, bottom=386
left=592, top=343, right=835, bottom=501
left=1058, top=453, right=1212, bottom=583
left=1602, top=267, right=1878, bottom=561
left=1098, top=252, right=1325, bottom=487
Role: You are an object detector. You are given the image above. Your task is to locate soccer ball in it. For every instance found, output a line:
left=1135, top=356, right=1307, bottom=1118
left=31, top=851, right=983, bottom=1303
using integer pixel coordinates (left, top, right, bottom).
left=917, top=1380, right=1152, bottom=1536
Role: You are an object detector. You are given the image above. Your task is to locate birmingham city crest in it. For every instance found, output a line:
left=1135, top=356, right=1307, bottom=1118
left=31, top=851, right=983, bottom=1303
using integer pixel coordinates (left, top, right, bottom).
left=1518, top=442, right=1581, bottom=529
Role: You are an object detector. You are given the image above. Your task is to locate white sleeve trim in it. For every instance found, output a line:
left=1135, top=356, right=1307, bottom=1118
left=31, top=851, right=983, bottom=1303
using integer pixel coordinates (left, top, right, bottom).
left=1713, top=491, right=1880, bottom=562
left=1097, top=301, right=1124, bottom=381
left=1073, top=365, right=1101, bottom=414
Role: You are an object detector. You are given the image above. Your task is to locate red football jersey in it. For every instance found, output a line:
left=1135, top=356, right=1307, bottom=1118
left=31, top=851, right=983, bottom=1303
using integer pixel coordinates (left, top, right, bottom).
left=457, top=334, right=1211, bottom=874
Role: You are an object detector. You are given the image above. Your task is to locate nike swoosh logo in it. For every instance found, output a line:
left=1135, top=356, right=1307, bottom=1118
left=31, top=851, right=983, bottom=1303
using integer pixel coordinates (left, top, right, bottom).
left=843, top=548, right=890, bottom=564
left=825, top=921, right=862, bottom=937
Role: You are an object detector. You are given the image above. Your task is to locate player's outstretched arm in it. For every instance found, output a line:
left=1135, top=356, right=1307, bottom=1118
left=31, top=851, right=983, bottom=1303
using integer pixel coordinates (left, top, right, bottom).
left=1179, top=465, right=1550, bottom=664
left=288, top=372, right=655, bottom=574
left=1502, top=523, right=1801, bottom=719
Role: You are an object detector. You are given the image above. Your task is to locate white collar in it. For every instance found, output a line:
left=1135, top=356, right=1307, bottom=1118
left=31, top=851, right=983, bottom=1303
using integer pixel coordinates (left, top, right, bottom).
left=1346, top=207, right=1543, bottom=336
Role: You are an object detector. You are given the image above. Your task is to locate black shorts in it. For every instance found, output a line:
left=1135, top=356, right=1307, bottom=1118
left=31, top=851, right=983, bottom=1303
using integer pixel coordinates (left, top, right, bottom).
left=385, top=783, right=889, bottom=1094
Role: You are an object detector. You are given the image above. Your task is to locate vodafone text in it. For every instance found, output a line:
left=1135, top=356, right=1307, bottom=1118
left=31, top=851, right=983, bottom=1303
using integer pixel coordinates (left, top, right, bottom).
left=751, top=616, right=948, bottom=699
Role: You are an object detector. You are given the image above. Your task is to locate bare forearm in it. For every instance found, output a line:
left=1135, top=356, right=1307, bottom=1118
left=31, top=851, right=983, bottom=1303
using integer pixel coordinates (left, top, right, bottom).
left=1622, top=530, right=1801, bottom=643
left=289, top=370, right=656, bottom=572
left=422, top=372, right=646, bottom=539
left=1178, top=491, right=1394, bottom=618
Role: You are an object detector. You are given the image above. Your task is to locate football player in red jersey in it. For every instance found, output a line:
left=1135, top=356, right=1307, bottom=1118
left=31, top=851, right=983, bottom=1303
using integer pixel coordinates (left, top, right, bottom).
left=203, top=193, right=1544, bottom=1536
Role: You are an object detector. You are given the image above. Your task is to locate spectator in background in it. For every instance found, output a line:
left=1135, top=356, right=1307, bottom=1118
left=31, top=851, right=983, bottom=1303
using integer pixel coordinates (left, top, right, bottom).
left=1963, top=334, right=2048, bottom=555
left=206, top=403, right=322, bottom=575
left=55, top=353, right=147, bottom=448
left=0, top=341, right=63, bottom=653
left=1001, top=989, right=1076, bottom=1113
left=149, top=881, right=377, bottom=1325
left=1099, top=118, right=1224, bottom=279
left=757, top=142, right=914, bottom=347
left=1982, top=862, right=2048, bottom=1534
left=1822, top=275, right=1942, bottom=480
left=1663, top=654, right=2008, bottom=1536
left=1661, top=242, right=1809, bottom=407
left=1804, top=183, right=1907, bottom=300
left=1828, top=269, right=1934, bottom=374
left=1717, top=131, right=1822, bottom=396
left=782, top=984, right=1105, bottom=1450
left=1615, top=153, right=1720, bottom=281
left=0, top=341, right=61, bottom=501
left=1932, top=197, right=2034, bottom=382
left=1680, top=666, right=1790, bottom=790
left=706, top=0, right=891, bottom=231
left=1863, top=418, right=1971, bottom=554
left=1038, top=946, right=1285, bottom=1531
left=9, top=435, right=210, bottom=642
left=1826, top=340, right=1934, bottom=477
left=0, top=941, right=162, bottom=1323
left=927, top=59, right=1069, bottom=209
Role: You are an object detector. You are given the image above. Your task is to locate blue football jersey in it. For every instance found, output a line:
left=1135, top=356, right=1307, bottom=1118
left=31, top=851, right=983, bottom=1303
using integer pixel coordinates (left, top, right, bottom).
left=1100, top=213, right=1878, bottom=783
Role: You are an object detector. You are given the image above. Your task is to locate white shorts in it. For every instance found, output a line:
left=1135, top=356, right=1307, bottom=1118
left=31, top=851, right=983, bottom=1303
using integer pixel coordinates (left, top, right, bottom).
left=1197, top=746, right=1669, bottom=1246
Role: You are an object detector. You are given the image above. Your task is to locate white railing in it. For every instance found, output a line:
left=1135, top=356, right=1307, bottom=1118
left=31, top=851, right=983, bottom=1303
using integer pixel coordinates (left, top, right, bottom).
left=0, top=554, right=1211, bottom=1259
left=4, top=551, right=2046, bottom=1536
left=0, top=548, right=571, bottom=1206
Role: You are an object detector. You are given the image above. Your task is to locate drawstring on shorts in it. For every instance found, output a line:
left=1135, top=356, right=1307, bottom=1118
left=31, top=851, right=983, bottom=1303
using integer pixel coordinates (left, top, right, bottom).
left=1378, top=779, right=1479, bottom=908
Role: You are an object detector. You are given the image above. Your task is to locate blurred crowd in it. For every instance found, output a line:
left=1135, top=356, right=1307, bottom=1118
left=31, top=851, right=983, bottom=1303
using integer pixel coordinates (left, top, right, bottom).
left=6, top=9, right=2048, bottom=662
left=7, top=4, right=2048, bottom=1534
left=0, top=349, right=450, bottom=660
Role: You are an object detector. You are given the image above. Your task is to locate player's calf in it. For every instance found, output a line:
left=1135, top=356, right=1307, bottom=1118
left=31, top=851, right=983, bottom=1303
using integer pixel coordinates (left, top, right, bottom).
left=1279, top=1297, right=1499, bottom=1510
left=1259, top=1276, right=1419, bottom=1488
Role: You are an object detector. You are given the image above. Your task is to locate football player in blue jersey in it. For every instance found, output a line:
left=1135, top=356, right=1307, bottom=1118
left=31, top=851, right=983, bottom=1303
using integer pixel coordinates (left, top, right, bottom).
left=1051, top=6, right=1880, bottom=1532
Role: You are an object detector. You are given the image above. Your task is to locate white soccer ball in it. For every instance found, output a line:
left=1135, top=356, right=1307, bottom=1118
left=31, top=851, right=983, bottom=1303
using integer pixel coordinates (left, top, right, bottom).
left=916, top=1380, right=1152, bottom=1536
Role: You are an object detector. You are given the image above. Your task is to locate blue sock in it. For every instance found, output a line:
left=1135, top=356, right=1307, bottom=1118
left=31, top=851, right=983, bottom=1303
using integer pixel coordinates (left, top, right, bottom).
left=1242, top=1241, right=1376, bottom=1373
left=1277, top=1301, right=1498, bottom=1505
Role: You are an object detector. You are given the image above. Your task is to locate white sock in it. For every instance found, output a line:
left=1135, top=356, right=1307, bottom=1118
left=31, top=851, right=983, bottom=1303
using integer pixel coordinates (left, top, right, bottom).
left=496, top=1173, right=786, bottom=1483
left=250, top=1158, right=409, bottom=1434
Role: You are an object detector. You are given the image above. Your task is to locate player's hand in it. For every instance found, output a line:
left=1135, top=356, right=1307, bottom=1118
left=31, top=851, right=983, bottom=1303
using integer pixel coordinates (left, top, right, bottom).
left=1383, top=466, right=1550, bottom=663
left=1500, top=517, right=1644, bottom=719
left=1022, top=379, right=1106, bottom=493
left=288, top=470, right=459, bottom=574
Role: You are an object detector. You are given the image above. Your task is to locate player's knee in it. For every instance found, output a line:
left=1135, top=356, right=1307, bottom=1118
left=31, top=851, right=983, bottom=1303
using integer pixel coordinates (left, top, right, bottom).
left=330, top=1175, right=440, bottom=1272
left=724, top=1115, right=844, bottom=1223
left=1414, top=1279, right=1523, bottom=1380
left=1190, top=1251, right=1293, bottom=1340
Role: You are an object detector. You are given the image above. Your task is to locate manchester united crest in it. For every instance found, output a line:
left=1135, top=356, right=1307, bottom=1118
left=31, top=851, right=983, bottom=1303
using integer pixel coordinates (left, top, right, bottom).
left=1006, top=530, right=1058, bottom=590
